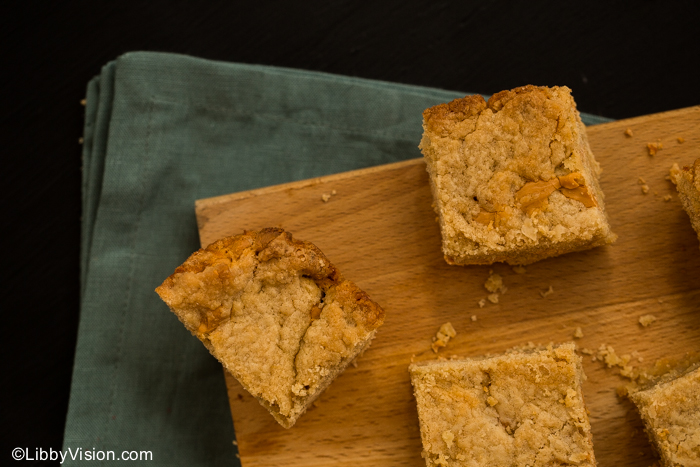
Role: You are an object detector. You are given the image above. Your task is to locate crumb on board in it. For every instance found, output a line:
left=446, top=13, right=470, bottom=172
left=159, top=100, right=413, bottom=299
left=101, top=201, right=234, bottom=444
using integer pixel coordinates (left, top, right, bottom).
left=540, top=285, right=554, bottom=298
left=677, top=137, right=685, bottom=144
left=484, top=270, right=507, bottom=294
left=487, top=293, right=499, bottom=304
left=663, top=194, right=672, bottom=202
left=580, top=348, right=593, bottom=355
left=669, top=163, right=681, bottom=184
left=624, top=128, right=633, bottom=137
left=80, top=98, right=86, bottom=106
left=512, top=265, right=527, bottom=274
left=641, top=184, right=650, bottom=194
left=647, top=141, right=662, bottom=156
left=639, top=314, right=657, bottom=327
left=471, top=315, right=477, bottom=322
left=431, top=322, right=457, bottom=353
left=638, top=177, right=647, bottom=184
left=478, top=298, right=486, bottom=308
left=574, top=327, right=584, bottom=339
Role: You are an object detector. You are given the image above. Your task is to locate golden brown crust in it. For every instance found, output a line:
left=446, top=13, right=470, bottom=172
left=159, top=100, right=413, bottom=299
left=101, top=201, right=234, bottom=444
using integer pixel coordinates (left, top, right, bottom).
left=155, top=228, right=384, bottom=428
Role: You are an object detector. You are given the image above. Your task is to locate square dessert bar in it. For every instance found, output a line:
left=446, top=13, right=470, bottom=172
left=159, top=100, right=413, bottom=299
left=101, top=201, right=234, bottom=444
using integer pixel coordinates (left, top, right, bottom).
left=671, top=159, right=700, bottom=248
left=420, top=85, right=616, bottom=265
left=409, top=343, right=596, bottom=467
left=629, top=364, right=700, bottom=467
left=156, top=228, right=384, bottom=428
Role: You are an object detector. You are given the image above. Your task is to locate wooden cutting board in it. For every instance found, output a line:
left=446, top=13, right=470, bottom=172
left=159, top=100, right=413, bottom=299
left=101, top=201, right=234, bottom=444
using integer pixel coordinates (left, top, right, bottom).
left=195, top=106, right=700, bottom=467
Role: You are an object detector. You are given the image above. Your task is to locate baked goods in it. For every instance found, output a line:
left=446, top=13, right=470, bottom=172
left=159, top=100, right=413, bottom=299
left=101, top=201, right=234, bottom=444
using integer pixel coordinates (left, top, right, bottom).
left=670, top=159, right=700, bottom=247
left=155, top=228, right=385, bottom=428
left=419, top=85, right=616, bottom=265
left=628, top=363, right=700, bottom=467
left=409, top=342, right=596, bottom=466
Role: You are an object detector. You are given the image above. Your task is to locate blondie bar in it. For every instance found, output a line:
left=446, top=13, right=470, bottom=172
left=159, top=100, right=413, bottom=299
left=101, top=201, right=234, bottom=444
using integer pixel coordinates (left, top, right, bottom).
left=671, top=159, right=700, bottom=248
left=156, top=228, right=385, bottom=428
left=629, top=363, right=700, bottom=467
left=420, top=85, right=616, bottom=265
left=409, top=343, right=596, bottom=466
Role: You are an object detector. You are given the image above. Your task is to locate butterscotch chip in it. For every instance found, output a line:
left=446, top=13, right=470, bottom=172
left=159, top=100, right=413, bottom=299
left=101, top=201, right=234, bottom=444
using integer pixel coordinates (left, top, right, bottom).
left=420, top=85, right=616, bottom=266
left=155, top=228, right=384, bottom=428
left=409, top=343, right=596, bottom=467
left=669, top=159, right=700, bottom=247
left=629, top=365, right=700, bottom=467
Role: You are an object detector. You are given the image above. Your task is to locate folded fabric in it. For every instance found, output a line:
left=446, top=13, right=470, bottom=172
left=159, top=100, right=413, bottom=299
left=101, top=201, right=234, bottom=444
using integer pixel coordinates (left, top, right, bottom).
left=66, top=51, right=611, bottom=466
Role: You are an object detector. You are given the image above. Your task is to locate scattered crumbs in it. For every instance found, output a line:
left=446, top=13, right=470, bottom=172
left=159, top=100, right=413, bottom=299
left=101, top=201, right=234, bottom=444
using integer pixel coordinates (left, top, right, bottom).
left=647, top=141, right=663, bottom=156
left=484, top=270, right=506, bottom=293
left=638, top=177, right=647, bottom=184
left=410, top=354, right=416, bottom=363
left=624, top=128, right=634, bottom=137
left=639, top=314, right=657, bottom=327
left=321, top=193, right=332, bottom=202
left=669, top=163, right=681, bottom=184
left=487, top=293, right=499, bottom=304
left=431, top=322, right=457, bottom=353
left=574, top=327, right=584, bottom=339
left=641, top=184, right=650, bottom=194
left=658, top=298, right=664, bottom=304
left=540, top=285, right=554, bottom=298
left=631, top=350, right=644, bottom=363
left=677, top=137, right=685, bottom=144
left=331, top=189, right=337, bottom=195
left=235, top=453, right=240, bottom=459
left=80, top=98, right=86, bottom=106
left=471, top=315, right=477, bottom=322
left=663, top=194, right=672, bottom=202
left=580, top=348, right=593, bottom=355
left=478, top=298, right=486, bottom=308
left=232, top=440, right=238, bottom=446
left=512, top=265, right=527, bottom=274
left=78, top=137, right=84, bottom=144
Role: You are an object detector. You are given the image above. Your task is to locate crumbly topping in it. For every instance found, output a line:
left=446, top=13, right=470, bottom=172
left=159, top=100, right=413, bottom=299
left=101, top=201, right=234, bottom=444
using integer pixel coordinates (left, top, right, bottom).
left=156, top=228, right=384, bottom=428
left=409, top=343, right=596, bottom=467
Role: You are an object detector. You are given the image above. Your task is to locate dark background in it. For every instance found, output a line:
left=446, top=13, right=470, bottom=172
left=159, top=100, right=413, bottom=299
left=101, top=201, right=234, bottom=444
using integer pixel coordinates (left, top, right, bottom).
left=2, top=1, right=698, bottom=463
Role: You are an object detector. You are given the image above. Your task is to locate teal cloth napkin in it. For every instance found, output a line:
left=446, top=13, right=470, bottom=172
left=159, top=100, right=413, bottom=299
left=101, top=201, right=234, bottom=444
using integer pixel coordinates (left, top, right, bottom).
left=66, top=51, right=612, bottom=466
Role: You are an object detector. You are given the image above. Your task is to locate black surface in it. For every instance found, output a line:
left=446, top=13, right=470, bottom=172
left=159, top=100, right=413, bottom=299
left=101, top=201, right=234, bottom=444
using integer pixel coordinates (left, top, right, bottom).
left=2, top=1, right=699, bottom=463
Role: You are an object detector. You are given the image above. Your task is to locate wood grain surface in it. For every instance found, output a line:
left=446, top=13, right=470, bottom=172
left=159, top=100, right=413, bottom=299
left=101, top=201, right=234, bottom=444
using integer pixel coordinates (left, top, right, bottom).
left=196, top=106, right=700, bottom=467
